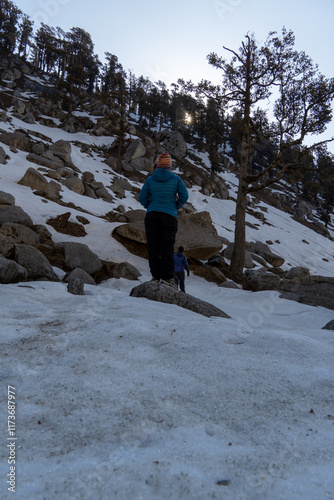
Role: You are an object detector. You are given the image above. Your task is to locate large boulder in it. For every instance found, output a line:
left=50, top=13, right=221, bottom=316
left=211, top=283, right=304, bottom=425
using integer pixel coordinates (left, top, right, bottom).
left=64, top=268, right=97, bottom=286
left=244, top=268, right=281, bottom=291
left=61, top=242, right=102, bottom=275
left=0, top=191, right=15, bottom=205
left=49, top=140, right=72, bottom=164
left=18, top=167, right=49, bottom=191
left=164, top=131, right=187, bottom=158
left=0, top=254, right=27, bottom=283
left=130, top=281, right=230, bottom=318
left=176, top=212, right=223, bottom=259
left=14, top=244, right=55, bottom=280
left=223, top=243, right=255, bottom=269
left=63, top=177, right=85, bottom=195
left=123, top=139, right=146, bottom=162
left=0, top=223, right=40, bottom=246
left=0, top=234, right=15, bottom=257
left=129, top=157, right=154, bottom=171
left=0, top=131, right=29, bottom=150
left=27, top=153, right=63, bottom=171
left=247, top=241, right=285, bottom=268
left=0, top=206, right=33, bottom=227
left=285, top=266, right=310, bottom=283
left=112, top=211, right=222, bottom=260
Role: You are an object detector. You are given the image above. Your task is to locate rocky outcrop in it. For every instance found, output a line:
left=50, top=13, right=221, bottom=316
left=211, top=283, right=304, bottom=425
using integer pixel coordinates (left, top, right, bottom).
left=130, top=281, right=230, bottom=318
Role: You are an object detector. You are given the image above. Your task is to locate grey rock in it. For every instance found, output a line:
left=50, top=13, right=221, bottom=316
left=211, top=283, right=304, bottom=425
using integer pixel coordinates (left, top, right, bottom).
left=0, top=254, right=27, bottom=283
left=61, top=242, right=102, bottom=275
left=18, top=167, right=49, bottom=191
left=247, top=241, right=285, bottom=267
left=129, top=157, right=154, bottom=171
left=0, top=205, right=33, bottom=227
left=63, top=176, right=84, bottom=195
left=14, top=244, right=55, bottom=280
left=64, top=268, right=97, bottom=285
left=111, top=262, right=141, bottom=280
left=27, top=153, right=63, bottom=171
left=113, top=211, right=223, bottom=260
left=0, top=191, right=15, bottom=206
left=0, top=223, right=40, bottom=246
left=0, top=234, right=15, bottom=257
left=322, top=320, right=334, bottom=330
left=67, top=277, right=85, bottom=295
left=164, top=131, right=187, bottom=158
left=0, top=132, right=29, bottom=150
left=244, top=268, right=281, bottom=291
left=224, top=243, right=255, bottom=269
left=285, top=267, right=310, bottom=283
left=123, top=139, right=146, bottom=162
left=124, top=209, right=146, bottom=223
left=130, top=281, right=230, bottom=318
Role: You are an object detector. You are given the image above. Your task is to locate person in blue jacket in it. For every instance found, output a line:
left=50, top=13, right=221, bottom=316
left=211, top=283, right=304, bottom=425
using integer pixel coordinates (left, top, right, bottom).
left=174, top=246, right=190, bottom=292
left=139, top=152, right=189, bottom=284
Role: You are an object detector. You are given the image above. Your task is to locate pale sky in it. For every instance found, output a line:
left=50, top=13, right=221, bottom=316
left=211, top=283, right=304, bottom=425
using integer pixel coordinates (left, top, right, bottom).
left=12, top=0, right=334, bottom=149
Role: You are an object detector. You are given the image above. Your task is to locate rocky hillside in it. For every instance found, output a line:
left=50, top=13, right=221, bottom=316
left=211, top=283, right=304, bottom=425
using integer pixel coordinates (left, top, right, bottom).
left=1, top=53, right=334, bottom=310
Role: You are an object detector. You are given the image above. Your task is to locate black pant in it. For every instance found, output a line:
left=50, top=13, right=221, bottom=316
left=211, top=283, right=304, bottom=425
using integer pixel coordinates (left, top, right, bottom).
left=145, top=211, right=178, bottom=281
left=174, top=271, right=186, bottom=292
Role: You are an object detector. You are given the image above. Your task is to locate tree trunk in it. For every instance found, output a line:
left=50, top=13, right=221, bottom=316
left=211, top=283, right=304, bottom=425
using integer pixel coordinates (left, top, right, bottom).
left=229, top=46, right=251, bottom=277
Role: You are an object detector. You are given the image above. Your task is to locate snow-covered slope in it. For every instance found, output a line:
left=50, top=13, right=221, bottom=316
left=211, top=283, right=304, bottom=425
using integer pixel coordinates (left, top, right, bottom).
left=1, top=92, right=334, bottom=499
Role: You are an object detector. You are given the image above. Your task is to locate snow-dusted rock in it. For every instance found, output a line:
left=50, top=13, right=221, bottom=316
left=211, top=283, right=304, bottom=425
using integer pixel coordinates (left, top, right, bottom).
left=67, top=276, right=85, bottom=295
left=130, top=281, right=230, bottom=318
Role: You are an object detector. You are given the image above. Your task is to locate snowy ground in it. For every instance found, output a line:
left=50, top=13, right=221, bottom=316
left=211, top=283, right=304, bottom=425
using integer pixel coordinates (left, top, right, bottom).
left=1, top=276, right=334, bottom=499
left=1, top=106, right=334, bottom=498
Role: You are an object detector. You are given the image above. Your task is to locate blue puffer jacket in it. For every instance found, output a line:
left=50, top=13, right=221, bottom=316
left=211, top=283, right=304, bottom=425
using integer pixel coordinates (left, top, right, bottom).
left=139, top=168, right=189, bottom=218
left=174, top=251, right=190, bottom=273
